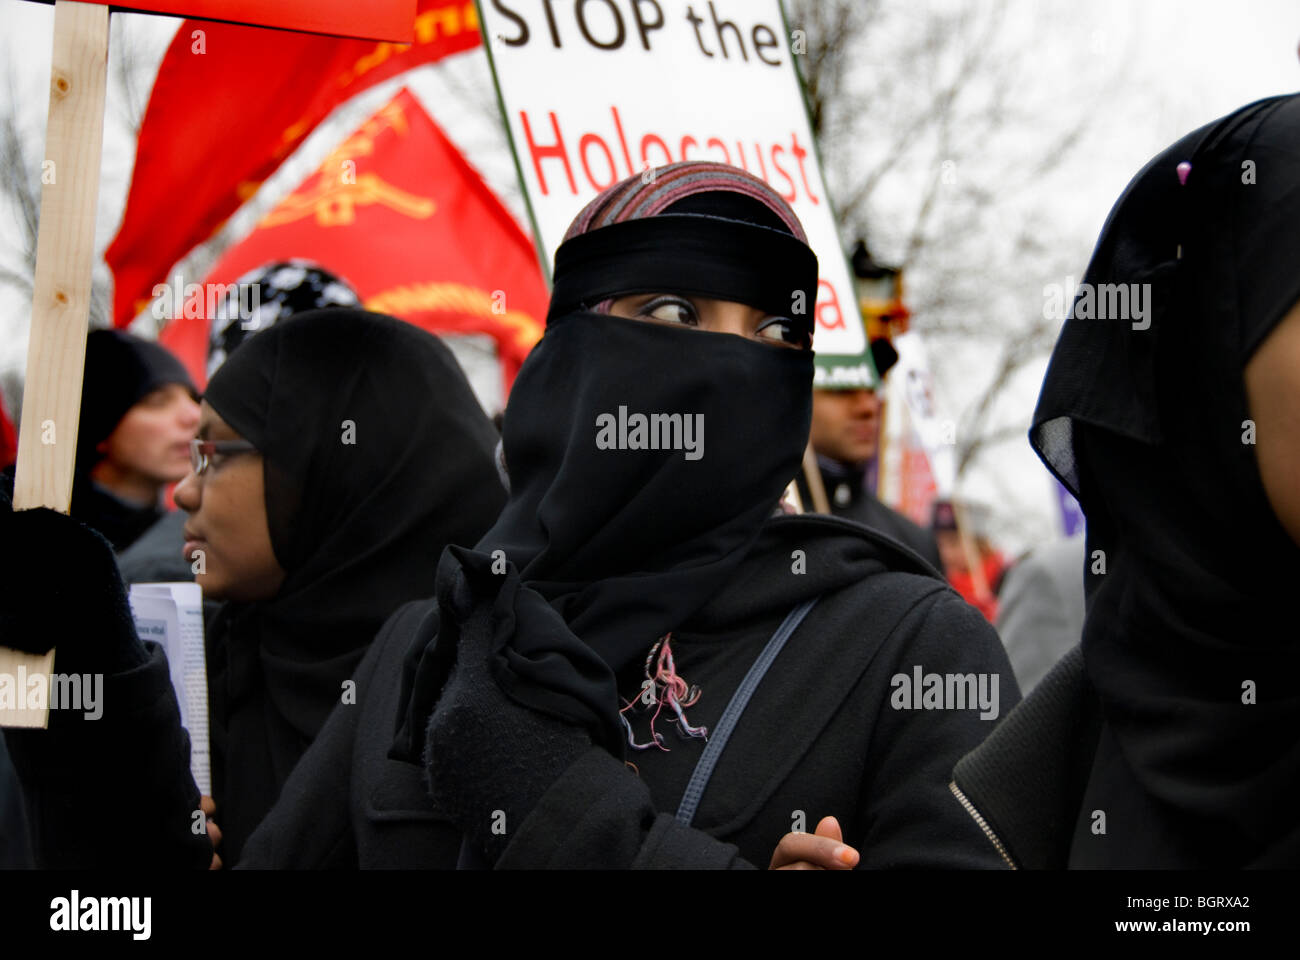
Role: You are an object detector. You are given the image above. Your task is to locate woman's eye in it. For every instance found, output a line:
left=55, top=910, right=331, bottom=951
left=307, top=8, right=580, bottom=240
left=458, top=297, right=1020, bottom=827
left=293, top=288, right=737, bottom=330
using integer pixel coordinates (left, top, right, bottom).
left=756, top=318, right=806, bottom=349
left=642, top=298, right=698, bottom=326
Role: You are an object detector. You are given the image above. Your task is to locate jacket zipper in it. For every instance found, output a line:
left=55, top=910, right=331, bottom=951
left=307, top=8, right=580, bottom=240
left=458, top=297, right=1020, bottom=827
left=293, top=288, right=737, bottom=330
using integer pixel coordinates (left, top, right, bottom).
left=949, top=781, right=1017, bottom=870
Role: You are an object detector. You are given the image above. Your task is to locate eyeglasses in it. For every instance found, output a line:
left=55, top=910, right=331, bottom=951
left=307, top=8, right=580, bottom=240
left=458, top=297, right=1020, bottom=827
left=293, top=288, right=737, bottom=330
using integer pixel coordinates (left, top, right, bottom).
left=190, top=438, right=257, bottom=477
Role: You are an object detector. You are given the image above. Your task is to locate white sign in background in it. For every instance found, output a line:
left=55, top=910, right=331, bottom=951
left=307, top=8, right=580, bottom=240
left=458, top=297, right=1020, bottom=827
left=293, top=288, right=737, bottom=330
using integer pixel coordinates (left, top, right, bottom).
left=478, top=0, right=865, bottom=358
left=890, top=330, right=955, bottom=498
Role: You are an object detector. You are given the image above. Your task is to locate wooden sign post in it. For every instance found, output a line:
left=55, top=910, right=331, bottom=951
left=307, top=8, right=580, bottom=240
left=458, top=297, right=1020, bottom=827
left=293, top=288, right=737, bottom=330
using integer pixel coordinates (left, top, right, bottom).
left=1, top=0, right=417, bottom=728
left=801, top=444, right=832, bottom=516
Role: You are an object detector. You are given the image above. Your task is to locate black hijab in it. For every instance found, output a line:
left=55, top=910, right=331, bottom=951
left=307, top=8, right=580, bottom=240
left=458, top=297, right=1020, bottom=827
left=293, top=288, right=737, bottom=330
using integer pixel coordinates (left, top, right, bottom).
left=1030, top=94, right=1300, bottom=867
left=394, top=162, right=817, bottom=760
left=202, top=309, right=506, bottom=862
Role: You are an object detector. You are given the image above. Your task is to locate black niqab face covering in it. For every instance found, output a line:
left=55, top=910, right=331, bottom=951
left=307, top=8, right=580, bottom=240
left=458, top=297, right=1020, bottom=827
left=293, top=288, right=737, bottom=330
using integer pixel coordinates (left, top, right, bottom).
left=1030, top=93, right=1300, bottom=867
left=201, top=309, right=507, bottom=861
left=395, top=311, right=812, bottom=759
left=486, top=309, right=811, bottom=665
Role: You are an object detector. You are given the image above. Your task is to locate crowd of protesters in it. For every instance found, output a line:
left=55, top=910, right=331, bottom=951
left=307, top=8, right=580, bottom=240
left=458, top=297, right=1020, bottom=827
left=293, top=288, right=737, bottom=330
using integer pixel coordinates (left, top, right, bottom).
left=2, top=92, right=1298, bottom=869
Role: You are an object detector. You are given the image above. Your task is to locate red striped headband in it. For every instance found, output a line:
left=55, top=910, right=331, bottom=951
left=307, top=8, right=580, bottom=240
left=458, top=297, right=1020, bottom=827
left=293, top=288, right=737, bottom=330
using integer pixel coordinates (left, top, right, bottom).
left=562, top=161, right=808, bottom=243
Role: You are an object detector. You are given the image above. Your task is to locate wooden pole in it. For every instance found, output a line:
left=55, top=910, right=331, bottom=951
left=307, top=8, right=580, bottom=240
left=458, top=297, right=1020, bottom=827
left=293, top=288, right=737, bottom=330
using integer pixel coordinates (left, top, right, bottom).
left=1, top=0, right=110, bottom=729
left=12, top=1, right=108, bottom=513
left=801, top=442, right=831, bottom=515
left=874, top=394, right=890, bottom=502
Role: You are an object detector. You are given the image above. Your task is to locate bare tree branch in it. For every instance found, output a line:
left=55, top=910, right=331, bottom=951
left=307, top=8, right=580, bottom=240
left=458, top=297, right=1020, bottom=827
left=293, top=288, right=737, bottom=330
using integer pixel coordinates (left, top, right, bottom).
left=0, top=68, right=40, bottom=278
left=110, top=18, right=145, bottom=136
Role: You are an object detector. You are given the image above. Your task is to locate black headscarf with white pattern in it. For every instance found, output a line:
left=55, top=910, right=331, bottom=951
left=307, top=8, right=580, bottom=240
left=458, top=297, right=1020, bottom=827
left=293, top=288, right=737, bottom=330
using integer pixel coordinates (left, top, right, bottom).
left=206, top=261, right=360, bottom=379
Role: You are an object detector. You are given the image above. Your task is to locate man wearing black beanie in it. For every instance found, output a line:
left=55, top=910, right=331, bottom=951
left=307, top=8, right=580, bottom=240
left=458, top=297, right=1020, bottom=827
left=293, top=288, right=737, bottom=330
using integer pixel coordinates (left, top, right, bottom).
left=3, top=329, right=199, bottom=553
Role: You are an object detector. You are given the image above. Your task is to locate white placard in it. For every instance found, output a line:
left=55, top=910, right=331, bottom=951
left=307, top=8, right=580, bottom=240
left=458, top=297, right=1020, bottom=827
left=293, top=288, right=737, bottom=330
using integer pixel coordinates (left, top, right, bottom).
left=129, top=582, right=211, bottom=796
left=890, top=331, right=955, bottom=499
left=478, top=0, right=864, bottom=357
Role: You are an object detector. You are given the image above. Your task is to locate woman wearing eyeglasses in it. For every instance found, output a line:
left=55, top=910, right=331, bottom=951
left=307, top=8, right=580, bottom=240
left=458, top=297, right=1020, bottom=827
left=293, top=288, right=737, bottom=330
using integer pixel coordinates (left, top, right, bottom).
left=1, top=309, right=506, bottom=868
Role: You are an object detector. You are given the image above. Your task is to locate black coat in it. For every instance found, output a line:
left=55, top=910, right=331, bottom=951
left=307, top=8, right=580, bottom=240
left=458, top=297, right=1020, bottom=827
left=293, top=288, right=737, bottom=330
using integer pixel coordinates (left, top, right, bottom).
left=243, top=515, right=1017, bottom=869
left=949, top=645, right=1101, bottom=869
left=951, top=644, right=1300, bottom=869
left=4, top=643, right=212, bottom=870
left=116, top=509, right=192, bottom=585
left=0, top=494, right=209, bottom=871
left=0, top=736, right=32, bottom=868
left=239, top=600, right=460, bottom=867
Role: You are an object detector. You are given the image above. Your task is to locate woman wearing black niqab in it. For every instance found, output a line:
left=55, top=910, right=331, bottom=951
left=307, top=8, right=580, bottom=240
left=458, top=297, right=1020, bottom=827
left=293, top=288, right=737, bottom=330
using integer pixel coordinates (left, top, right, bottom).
left=366, top=162, right=1019, bottom=869
left=953, top=93, right=1300, bottom=868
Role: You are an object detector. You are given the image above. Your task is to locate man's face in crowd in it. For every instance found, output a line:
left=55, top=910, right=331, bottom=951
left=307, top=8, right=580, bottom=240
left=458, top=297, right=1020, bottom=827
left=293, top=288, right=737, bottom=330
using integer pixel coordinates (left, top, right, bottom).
left=96, top=383, right=200, bottom=484
left=810, top=387, right=881, bottom=466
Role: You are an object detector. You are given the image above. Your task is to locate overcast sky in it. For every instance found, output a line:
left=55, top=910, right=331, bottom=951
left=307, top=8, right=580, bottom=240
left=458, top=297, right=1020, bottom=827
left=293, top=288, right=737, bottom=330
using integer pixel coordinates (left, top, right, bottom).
left=1, top=0, right=1296, bottom=552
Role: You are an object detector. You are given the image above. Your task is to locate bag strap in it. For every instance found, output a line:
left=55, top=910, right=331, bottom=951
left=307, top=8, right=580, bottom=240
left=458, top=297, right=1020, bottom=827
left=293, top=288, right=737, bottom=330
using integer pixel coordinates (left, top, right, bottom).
left=674, top=596, right=819, bottom=827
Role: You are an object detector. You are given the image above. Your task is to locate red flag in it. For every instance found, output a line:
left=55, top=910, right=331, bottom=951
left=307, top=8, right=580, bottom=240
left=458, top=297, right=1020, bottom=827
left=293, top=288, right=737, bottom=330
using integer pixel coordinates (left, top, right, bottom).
left=106, top=0, right=481, bottom=327
left=161, top=89, right=547, bottom=403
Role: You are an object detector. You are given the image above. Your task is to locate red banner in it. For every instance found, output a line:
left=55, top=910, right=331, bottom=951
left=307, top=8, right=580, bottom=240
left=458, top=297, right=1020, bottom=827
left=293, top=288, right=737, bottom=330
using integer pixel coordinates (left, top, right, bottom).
left=106, top=0, right=481, bottom=326
left=898, top=445, right=939, bottom=530
left=0, top=391, right=16, bottom=472
left=161, top=89, right=546, bottom=402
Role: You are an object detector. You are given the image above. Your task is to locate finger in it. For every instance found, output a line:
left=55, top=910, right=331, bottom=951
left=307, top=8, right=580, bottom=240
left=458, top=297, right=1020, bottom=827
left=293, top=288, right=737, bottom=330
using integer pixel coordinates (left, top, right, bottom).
left=200, top=795, right=216, bottom=816
left=813, top=815, right=843, bottom=842
left=207, top=820, right=222, bottom=849
left=769, top=831, right=858, bottom=870
left=209, top=852, right=222, bottom=870
left=772, top=834, right=849, bottom=869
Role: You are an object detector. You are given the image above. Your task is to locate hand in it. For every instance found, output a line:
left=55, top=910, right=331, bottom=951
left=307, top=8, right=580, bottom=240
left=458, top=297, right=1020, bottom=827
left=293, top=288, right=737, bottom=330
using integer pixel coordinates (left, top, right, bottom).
left=201, top=795, right=222, bottom=870
left=424, top=564, right=590, bottom=864
left=769, top=815, right=860, bottom=870
left=0, top=495, right=147, bottom=674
